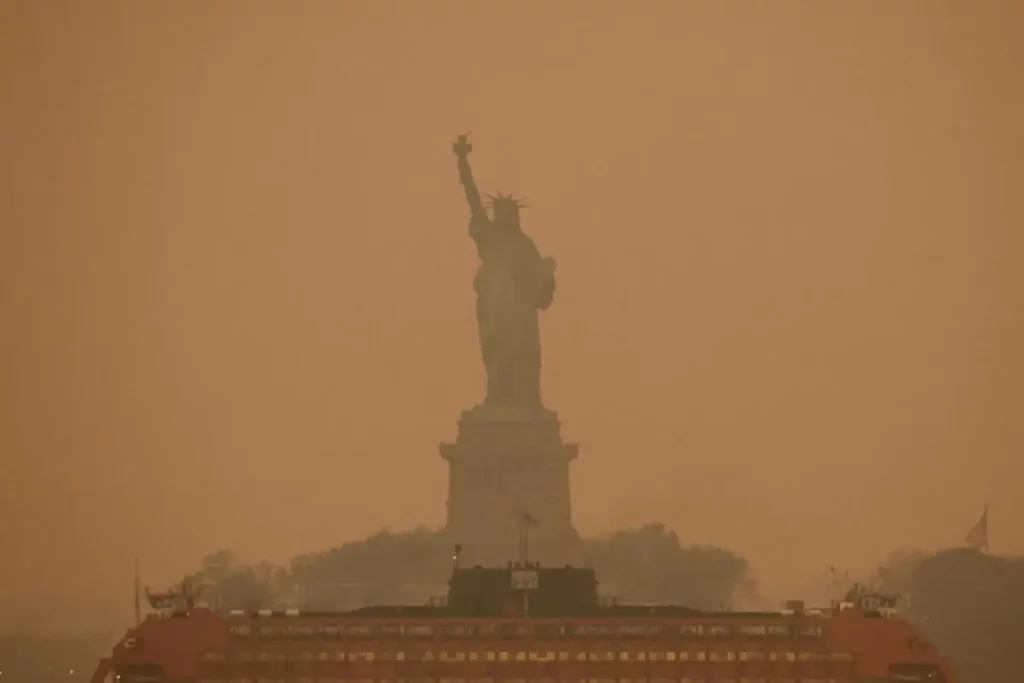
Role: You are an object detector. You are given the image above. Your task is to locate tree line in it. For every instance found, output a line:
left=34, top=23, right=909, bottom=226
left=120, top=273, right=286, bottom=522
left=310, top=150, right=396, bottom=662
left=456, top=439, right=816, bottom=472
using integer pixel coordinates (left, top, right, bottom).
left=872, top=547, right=1024, bottom=683
left=183, top=524, right=756, bottom=612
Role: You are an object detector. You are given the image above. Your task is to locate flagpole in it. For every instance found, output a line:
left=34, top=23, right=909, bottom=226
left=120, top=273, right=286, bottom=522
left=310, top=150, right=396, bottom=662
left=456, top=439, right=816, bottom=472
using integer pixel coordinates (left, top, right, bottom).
left=978, top=501, right=987, bottom=557
left=524, top=516, right=530, bottom=565
left=133, top=558, right=141, bottom=627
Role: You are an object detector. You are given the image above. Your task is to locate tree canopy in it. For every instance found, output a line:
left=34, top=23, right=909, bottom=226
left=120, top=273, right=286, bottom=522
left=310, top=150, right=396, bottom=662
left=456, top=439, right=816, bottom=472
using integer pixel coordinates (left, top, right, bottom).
left=873, top=547, right=1024, bottom=683
left=583, top=523, right=756, bottom=609
left=183, top=524, right=754, bottom=612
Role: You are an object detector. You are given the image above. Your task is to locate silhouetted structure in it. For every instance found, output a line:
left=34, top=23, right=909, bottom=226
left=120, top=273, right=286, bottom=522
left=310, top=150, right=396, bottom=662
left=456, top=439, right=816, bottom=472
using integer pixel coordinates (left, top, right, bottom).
left=452, top=133, right=556, bottom=412
left=442, top=134, right=580, bottom=566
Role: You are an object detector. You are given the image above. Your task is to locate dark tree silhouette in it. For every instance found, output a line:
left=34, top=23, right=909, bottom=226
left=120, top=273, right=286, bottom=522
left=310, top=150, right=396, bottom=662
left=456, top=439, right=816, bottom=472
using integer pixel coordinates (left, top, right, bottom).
left=183, top=523, right=753, bottom=613
left=874, top=548, right=1024, bottom=683
left=583, top=523, right=756, bottom=609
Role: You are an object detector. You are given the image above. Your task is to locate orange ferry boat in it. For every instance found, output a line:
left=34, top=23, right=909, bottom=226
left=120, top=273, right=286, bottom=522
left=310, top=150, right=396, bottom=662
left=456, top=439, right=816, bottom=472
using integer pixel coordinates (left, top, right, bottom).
left=89, top=555, right=954, bottom=683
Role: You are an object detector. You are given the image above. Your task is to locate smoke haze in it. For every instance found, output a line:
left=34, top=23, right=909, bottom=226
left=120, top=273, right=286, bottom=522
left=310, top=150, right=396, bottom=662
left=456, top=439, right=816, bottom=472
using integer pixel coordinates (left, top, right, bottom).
left=1, top=0, right=1022, bottom=633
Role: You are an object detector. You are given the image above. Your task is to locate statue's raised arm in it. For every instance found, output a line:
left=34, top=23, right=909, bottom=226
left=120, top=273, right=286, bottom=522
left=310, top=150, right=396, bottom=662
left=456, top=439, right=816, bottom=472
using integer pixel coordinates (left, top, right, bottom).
left=452, top=133, right=487, bottom=223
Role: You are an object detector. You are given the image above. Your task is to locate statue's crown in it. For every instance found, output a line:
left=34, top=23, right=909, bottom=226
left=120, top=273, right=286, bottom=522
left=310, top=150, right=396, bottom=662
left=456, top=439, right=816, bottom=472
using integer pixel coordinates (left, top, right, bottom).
left=485, top=192, right=528, bottom=210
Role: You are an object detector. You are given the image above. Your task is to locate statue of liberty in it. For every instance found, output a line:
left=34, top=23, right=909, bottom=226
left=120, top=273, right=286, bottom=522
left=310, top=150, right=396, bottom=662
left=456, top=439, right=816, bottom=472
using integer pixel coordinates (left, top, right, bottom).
left=452, top=134, right=557, bottom=414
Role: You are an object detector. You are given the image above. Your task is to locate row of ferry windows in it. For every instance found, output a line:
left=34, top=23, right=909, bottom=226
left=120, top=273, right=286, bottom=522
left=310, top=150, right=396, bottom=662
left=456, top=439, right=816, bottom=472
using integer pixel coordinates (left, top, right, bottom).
left=203, top=652, right=853, bottom=664
left=197, top=678, right=843, bottom=683
left=227, top=626, right=823, bottom=640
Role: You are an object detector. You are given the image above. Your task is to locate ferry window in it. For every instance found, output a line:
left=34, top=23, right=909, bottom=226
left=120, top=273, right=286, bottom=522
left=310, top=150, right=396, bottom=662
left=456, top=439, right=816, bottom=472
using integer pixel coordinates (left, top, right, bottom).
left=739, top=625, right=767, bottom=637
left=534, top=623, right=562, bottom=639
left=797, top=652, right=826, bottom=662
left=887, top=662, right=944, bottom=680
left=618, top=651, right=646, bottom=661
left=706, top=625, right=733, bottom=637
left=765, top=625, right=791, bottom=637
left=826, top=652, right=853, bottom=662
left=258, top=625, right=283, bottom=637
left=359, top=651, right=378, bottom=661
left=499, top=651, right=511, bottom=662
left=769, top=651, right=795, bottom=662
left=581, top=625, right=616, bottom=637
left=201, top=652, right=225, bottom=662
left=407, top=625, right=435, bottom=637
left=476, top=624, right=501, bottom=638
left=797, top=624, right=822, bottom=638
left=378, top=624, right=404, bottom=637
left=347, top=625, right=373, bottom=638
left=286, top=651, right=315, bottom=662
left=739, top=651, right=766, bottom=661
left=528, top=651, right=556, bottom=661
left=234, top=652, right=255, bottom=662
left=228, top=625, right=252, bottom=636
left=587, top=651, right=616, bottom=661
left=322, top=625, right=343, bottom=637
left=571, top=624, right=605, bottom=637
left=441, top=625, right=471, bottom=638
left=680, top=625, right=705, bottom=638
left=256, top=652, right=286, bottom=662
left=678, top=652, right=707, bottom=661
left=647, top=651, right=676, bottom=661
left=440, top=651, right=467, bottom=662
left=285, top=625, right=316, bottom=637
left=618, top=625, right=648, bottom=639
left=708, top=651, right=736, bottom=662
left=502, top=623, right=530, bottom=638
left=557, top=651, right=570, bottom=661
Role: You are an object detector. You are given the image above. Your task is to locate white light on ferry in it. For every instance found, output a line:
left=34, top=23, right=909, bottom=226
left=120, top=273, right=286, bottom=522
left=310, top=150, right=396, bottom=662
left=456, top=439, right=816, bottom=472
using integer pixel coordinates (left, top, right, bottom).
left=70, top=669, right=75, bottom=675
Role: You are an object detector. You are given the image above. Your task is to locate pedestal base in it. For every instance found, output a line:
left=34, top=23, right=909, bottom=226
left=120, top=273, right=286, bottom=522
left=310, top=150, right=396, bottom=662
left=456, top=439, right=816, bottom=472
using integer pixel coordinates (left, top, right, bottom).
left=440, top=407, right=582, bottom=567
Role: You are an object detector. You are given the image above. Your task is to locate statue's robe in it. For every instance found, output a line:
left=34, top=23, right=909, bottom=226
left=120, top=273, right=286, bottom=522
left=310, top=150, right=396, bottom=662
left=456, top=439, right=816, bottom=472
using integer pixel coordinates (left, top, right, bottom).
left=469, top=215, right=555, bottom=406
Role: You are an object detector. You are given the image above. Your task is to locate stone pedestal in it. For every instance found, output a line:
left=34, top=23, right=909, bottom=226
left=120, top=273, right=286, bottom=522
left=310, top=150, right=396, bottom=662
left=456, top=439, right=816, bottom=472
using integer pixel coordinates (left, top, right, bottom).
left=440, top=405, right=581, bottom=567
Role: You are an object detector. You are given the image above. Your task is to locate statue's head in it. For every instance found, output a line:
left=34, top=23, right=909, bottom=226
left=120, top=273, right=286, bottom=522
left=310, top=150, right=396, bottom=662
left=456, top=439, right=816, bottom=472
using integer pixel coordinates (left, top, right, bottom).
left=487, top=192, right=527, bottom=231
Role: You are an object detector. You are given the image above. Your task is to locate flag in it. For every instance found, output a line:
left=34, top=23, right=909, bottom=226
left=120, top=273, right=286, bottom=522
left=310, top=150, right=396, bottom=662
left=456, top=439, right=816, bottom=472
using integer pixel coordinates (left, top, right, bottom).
left=965, top=505, right=988, bottom=551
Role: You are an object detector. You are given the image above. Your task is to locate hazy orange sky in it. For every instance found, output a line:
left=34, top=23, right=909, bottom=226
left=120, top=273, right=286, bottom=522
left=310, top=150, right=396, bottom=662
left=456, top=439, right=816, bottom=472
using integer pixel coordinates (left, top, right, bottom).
left=1, top=1, right=1021, bottom=628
